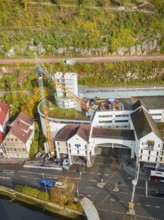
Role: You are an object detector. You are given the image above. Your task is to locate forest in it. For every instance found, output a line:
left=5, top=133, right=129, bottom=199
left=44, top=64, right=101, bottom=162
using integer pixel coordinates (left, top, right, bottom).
left=0, top=0, right=163, bottom=57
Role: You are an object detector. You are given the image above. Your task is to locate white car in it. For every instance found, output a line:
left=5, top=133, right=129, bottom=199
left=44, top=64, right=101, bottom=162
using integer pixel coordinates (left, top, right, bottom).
left=55, top=181, right=67, bottom=188
left=63, top=59, right=75, bottom=65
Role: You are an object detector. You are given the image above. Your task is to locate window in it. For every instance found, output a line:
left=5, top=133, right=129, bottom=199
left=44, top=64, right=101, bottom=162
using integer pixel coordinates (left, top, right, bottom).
left=85, top=145, right=87, bottom=149
left=98, top=120, right=112, bottom=123
left=140, top=149, right=143, bottom=154
left=115, top=120, right=128, bottom=123
left=115, top=114, right=129, bottom=117
left=75, top=144, right=81, bottom=148
left=140, top=155, right=142, bottom=159
left=98, top=115, right=112, bottom=118
left=157, top=152, right=159, bottom=156
left=148, top=156, right=150, bottom=161
left=77, top=150, right=79, bottom=154
left=149, top=151, right=151, bottom=155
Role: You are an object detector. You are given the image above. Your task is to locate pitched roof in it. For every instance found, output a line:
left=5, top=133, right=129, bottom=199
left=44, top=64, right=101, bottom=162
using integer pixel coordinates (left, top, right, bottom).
left=0, top=132, right=4, bottom=141
left=130, top=107, right=162, bottom=140
left=0, top=102, right=9, bottom=125
left=55, top=124, right=91, bottom=142
left=9, top=112, right=34, bottom=144
left=92, top=128, right=135, bottom=140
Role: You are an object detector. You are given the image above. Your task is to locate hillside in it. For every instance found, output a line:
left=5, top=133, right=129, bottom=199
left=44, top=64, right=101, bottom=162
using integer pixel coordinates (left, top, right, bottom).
left=0, top=0, right=163, bottom=58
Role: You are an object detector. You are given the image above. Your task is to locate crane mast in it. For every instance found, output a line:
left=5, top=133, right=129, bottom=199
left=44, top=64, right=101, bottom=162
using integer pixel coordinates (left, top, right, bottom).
left=36, top=65, right=55, bottom=157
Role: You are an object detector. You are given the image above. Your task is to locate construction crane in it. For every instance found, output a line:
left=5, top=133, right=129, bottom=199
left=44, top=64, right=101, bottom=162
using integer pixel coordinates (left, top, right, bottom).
left=36, top=58, right=91, bottom=111
left=36, top=64, right=55, bottom=157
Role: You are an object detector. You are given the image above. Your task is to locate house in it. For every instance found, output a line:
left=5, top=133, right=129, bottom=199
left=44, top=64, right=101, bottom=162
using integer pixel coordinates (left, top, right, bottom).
left=2, top=112, right=35, bottom=159
left=0, top=102, right=10, bottom=155
left=55, top=124, right=91, bottom=163
left=130, top=101, right=164, bottom=169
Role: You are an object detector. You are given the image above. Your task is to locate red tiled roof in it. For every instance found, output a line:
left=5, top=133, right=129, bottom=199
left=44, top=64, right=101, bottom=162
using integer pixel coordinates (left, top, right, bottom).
left=9, top=112, right=34, bottom=144
left=0, top=102, right=9, bottom=125
left=55, top=124, right=91, bottom=142
left=0, top=132, right=4, bottom=141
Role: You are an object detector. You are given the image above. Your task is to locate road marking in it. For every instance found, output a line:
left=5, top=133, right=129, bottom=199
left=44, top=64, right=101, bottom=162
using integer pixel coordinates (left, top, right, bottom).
left=121, top=184, right=127, bottom=187
left=137, top=203, right=141, bottom=205
left=145, top=204, right=151, bottom=207
left=127, top=177, right=132, bottom=179
left=104, top=174, right=109, bottom=176
left=20, top=175, right=27, bottom=178
left=34, top=177, right=40, bottom=180
left=90, top=172, right=94, bottom=174
left=83, top=171, right=87, bottom=173
left=119, top=192, right=128, bottom=195
left=146, top=180, right=148, bottom=197
left=98, top=208, right=160, bottom=220
left=6, top=173, right=14, bottom=176
left=46, top=177, right=52, bottom=179
left=87, top=195, right=92, bottom=197
left=86, top=186, right=95, bottom=189
left=97, top=173, right=101, bottom=175
left=0, top=176, right=11, bottom=180
left=155, top=206, right=160, bottom=208
left=119, top=200, right=124, bottom=203
left=89, top=179, right=97, bottom=182
left=3, top=170, right=14, bottom=173
left=138, top=194, right=144, bottom=197
left=110, top=198, right=115, bottom=201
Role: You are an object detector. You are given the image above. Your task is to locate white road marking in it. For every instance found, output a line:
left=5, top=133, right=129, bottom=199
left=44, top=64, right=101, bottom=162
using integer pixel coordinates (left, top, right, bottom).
left=127, top=177, right=132, bottom=179
left=119, top=200, right=124, bottom=203
left=0, top=176, right=11, bottom=180
left=97, top=173, right=101, bottom=175
left=98, top=208, right=160, bottom=220
left=119, top=192, right=128, bottom=195
left=20, top=175, right=27, bottom=178
left=155, top=206, right=160, bottom=208
left=137, top=203, right=141, bottom=205
left=145, top=204, right=151, bottom=207
left=34, top=177, right=40, bottom=180
left=3, top=170, right=14, bottom=173
left=110, top=199, right=115, bottom=201
left=86, top=186, right=95, bottom=189
left=89, top=179, right=97, bottom=182
left=87, top=195, right=92, bottom=197
left=104, top=174, right=109, bottom=176
left=6, top=173, right=14, bottom=175
left=90, top=172, right=94, bottom=174
left=146, top=180, right=148, bottom=197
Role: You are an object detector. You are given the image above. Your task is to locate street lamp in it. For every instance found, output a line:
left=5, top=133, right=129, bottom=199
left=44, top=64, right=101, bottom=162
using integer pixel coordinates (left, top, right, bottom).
left=42, top=173, right=47, bottom=193
left=126, top=163, right=140, bottom=216
left=76, top=164, right=84, bottom=198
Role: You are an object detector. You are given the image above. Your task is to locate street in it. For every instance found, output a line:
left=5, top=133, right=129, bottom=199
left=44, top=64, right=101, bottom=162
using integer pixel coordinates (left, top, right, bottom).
left=0, top=148, right=163, bottom=220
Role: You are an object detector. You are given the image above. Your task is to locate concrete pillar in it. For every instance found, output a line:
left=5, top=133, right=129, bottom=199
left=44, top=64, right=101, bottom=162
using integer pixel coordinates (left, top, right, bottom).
left=130, top=147, right=134, bottom=158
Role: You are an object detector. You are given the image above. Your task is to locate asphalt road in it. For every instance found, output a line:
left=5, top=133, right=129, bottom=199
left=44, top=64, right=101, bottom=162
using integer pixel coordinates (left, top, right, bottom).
left=0, top=55, right=164, bottom=64
left=0, top=148, right=163, bottom=220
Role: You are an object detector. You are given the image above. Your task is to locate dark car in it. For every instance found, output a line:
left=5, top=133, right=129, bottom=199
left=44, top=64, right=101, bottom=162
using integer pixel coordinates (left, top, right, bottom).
left=40, top=180, right=55, bottom=187
left=151, top=190, right=164, bottom=198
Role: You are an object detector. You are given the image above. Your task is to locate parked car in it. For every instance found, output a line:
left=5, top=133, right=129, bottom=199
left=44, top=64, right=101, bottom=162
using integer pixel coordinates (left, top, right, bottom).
left=151, top=190, right=164, bottom=198
left=55, top=181, right=67, bottom=189
left=40, top=180, right=55, bottom=187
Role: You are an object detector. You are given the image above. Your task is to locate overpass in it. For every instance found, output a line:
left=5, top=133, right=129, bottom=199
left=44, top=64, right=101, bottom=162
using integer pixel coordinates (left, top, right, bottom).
left=90, top=128, right=136, bottom=158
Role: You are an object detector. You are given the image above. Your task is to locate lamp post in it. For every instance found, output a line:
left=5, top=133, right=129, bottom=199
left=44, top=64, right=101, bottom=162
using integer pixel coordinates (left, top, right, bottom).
left=76, top=164, right=84, bottom=198
left=42, top=173, right=47, bottom=193
left=127, top=163, right=140, bottom=216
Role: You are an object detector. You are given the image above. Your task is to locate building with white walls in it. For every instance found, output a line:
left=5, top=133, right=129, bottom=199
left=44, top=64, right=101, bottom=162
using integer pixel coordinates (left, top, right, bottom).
left=38, top=72, right=164, bottom=167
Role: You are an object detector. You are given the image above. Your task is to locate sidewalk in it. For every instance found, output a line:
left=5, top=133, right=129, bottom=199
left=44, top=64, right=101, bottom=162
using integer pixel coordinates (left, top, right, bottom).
left=117, top=149, right=148, bottom=181
left=0, top=157, right=25, bottom=164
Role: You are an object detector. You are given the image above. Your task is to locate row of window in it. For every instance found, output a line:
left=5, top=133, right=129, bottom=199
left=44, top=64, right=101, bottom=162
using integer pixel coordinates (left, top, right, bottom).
left=140, top=156, right=164, bottom=162
left=5, top=148, right=26, bottom=152
left=98, top=114, right=129, bottom=118
left=98, top=120, right=129, bottom=123
left=5, top=138, right=18, bottom=142
left=141, top=150, right=159, bottom=156
left=58, top=148, right=87, bottom=155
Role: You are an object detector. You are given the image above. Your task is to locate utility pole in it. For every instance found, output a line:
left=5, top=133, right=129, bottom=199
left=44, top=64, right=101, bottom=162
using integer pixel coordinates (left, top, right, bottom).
left=126, top=162, right=140, bottom=216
